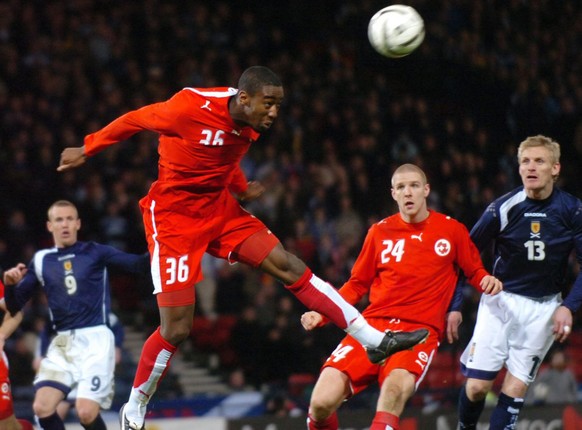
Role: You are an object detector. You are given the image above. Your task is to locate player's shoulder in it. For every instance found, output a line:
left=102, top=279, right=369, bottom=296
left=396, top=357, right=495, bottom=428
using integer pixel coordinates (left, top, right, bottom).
left=480, top=187, right=527, bottom=217
left=71, top=240, right=95, bottom=251
left=33, top=246, right=59, bottom=261
left=429, top=210, right=455, bottom=221
left=373, top=214, right=399, bottom=228
left=552, top=187, right=582, bottom=206
left=65, top=241, right=110, bottom=258
left=495, top=187, right=526, bottom=206
left=83, top=241, right=116, bottom=253
left=428, top=210, right=466, bottom=229
left=552, top=188, right=582, bottom=217
left=181, top=86, right=237, bottom=100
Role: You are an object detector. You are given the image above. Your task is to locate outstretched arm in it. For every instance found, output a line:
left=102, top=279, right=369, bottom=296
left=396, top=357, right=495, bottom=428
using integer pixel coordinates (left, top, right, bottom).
left=57, top=90, right=191, bottom=172
left=3, top=263, right=27, bottom=285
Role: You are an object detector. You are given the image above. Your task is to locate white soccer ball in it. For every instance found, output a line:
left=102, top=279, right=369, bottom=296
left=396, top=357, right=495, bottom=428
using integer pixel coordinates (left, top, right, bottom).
left=367, top=4, right=425, bottom=58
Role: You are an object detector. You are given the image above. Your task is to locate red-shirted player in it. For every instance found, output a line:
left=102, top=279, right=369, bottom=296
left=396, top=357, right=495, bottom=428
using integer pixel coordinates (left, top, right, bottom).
left=57, top=66, right=428, bottom=430
left=301, top=164, right=503, bottom=430
left=0, top=269, right=34, bottom=430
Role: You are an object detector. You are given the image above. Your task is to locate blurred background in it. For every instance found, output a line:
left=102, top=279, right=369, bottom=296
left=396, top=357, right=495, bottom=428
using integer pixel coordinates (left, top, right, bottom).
left=0, top=0, right=581, bottom=425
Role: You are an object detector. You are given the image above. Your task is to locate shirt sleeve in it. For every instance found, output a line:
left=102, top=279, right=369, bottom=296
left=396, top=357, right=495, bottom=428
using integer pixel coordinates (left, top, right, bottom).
left=455, top=222, right=491, bottom=290
left=315, top=227, right=376, bottom=327
left=228, top=164, right=248, bottom=195
left=4, top=267, right=39, bottom=315
left=561, top=203, right=582, bottom=312
left=469, top=202, right=500, bottom=252
left=38, top=322, right=55, bottom=357
left=100, top=245, right=151, bottom=274
left=338, top=227, right=378, bottom=304
left=84, top=90, right=190, bottom=157
left=447, top=278, right=464, bottom=312
left=109, top=313, right=125, bottom=348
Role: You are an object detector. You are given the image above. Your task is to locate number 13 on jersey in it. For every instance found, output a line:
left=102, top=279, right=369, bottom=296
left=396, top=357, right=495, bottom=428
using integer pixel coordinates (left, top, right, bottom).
left=524, top=240, right=545, bottom=261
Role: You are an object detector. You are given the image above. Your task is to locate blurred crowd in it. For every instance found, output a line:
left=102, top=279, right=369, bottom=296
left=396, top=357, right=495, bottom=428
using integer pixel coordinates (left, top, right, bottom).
left=0, top=0, right=581, bottom=414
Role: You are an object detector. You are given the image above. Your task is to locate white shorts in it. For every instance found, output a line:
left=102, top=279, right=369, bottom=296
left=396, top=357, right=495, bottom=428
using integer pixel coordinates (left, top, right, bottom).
left=35, top=325, right=115, bottom=409
left=461, top=291, right=560, bottom=385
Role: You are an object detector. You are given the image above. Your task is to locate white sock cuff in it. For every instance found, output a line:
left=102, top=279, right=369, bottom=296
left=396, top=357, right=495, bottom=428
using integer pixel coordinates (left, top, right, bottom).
left=345, top=314, right=366, bottom=335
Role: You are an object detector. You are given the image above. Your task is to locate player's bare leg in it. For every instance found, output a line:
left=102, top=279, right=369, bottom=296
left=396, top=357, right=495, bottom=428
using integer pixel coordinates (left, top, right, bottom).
left=308, top=368, right=349, bottom=429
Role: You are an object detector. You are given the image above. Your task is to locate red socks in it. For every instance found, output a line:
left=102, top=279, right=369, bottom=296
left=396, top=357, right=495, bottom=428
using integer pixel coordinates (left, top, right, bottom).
left=370, top=411, right=399, bottom=430
left=132, top=327, right=177, bottom=391
left=307, top=412, right=338, bottom=430
left=286, top=268, right=348, bottom=329
left=17, top=420, right=34, bottom=430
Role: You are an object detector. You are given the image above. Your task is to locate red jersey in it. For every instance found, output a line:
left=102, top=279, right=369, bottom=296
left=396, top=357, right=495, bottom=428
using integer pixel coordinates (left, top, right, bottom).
left=338, top=210, right=488, bottom=339
left=84, top=87, right=256, bottom=202
left=0, top=351, right=14, bottom=419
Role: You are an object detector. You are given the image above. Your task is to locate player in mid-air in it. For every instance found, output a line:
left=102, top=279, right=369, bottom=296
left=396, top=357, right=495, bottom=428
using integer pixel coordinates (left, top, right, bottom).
left=57, top=66, right=428, bottom=430
left=301, top=164, right=502, bottom=430
left=2, top=200, right=150, bottom=430
left=457, top=135, right=582, bottom=429
left=1, top=268, right=35, bottom=430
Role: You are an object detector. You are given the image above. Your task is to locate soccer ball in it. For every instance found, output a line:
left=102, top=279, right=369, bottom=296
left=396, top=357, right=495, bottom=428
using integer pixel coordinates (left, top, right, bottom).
left=367, top=4, right=425, bottom=58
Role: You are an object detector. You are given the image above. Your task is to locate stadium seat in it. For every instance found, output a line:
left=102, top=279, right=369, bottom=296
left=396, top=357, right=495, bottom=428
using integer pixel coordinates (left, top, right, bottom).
left=425, top=368, right=457, bottom=390
left=287, top=373, right=316, bottom=397
left=430, top=350, right=455, bottom=369
left=566, top=330, right=582, bottom=347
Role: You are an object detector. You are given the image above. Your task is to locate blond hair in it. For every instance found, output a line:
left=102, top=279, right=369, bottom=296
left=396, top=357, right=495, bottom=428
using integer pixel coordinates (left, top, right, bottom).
left=47, top=200, right=78, bottom=221
left=517, top=135, right=560, bottom=164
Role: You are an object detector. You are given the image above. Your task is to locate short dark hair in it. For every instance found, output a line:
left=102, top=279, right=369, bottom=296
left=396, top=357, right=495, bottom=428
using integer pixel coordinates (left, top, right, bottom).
left=391, top=163, right=428, bottom=187
left=238, top=66, right=282, bottom=95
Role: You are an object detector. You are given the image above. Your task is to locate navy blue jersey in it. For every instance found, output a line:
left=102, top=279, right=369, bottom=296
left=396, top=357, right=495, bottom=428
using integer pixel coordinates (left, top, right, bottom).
left=470, top=186, right=582, bottom=311
left=6, top=241, right=149, bottom=331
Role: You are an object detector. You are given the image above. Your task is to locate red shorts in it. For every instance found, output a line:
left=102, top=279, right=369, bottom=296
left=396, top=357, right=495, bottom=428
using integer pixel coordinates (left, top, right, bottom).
left=321, top=317, right=439, bottom=396
left=0, top=352, right=14, bottom=419
left=140, top=187, right=279, bottom=306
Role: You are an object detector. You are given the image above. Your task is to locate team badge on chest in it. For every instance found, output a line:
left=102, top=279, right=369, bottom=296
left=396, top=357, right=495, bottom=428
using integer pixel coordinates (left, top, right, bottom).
left=530, top=221, right=541, bottom=238
left=434, top=239, right=451, bottom=256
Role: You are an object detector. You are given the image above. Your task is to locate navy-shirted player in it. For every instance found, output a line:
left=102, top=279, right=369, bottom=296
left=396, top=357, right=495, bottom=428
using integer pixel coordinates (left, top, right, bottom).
left=35, top=312, right=126, bottom=422
left=456, top=135, right=582, bottom=430
left=2, top=200, right=149, bottom=430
